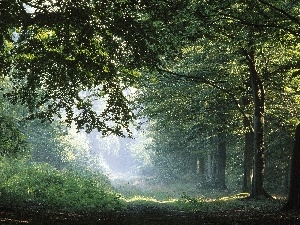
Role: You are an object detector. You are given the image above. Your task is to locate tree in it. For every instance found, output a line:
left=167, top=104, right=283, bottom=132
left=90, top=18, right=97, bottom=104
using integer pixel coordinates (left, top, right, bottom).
left=284, top=123, right=300, bottom=210
left=1, top=0, right=166, bottom=136
left=2, top=1, right=300, bottom=197
left=148, top=0, right=300, bottom=197
left=135, top=67, right=243, bottom=188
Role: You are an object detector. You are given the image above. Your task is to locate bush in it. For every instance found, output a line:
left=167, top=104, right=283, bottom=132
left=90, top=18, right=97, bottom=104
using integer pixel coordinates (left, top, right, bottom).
left=0, top=158, right=124, bottom=212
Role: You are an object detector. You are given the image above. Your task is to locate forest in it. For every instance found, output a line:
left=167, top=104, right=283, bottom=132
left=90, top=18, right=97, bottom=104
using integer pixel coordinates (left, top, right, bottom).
left=0, top=0, right=300, bottom=224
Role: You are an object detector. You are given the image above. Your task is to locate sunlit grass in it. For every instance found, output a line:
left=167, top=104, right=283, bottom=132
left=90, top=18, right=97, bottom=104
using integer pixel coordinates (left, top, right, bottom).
left=218, top=192, right=250, bottom=201
left=125, top=195, right=178, bottom=204
left=113, top=178, right=210, bottom=201
left=114, top=179, right=286, bottom=213
left=122, top=192, right=285, bottom=212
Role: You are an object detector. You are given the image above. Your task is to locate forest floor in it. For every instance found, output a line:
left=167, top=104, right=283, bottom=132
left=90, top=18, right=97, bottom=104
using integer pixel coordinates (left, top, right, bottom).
left=0, top=200, right=300, bottom=225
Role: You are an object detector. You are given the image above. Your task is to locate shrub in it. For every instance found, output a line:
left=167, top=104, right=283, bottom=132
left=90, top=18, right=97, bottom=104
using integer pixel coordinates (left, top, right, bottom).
left=0, top=158, right=124, bottom=212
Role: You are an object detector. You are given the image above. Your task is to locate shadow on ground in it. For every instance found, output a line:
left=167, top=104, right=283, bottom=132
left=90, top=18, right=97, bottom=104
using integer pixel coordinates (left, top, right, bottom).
left=0, top=202, right=300, bottom=225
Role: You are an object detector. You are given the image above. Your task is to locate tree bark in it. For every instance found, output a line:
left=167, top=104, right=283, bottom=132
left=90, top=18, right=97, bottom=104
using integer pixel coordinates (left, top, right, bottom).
left=194, top=155, right=205, bottom=184
left=214, top=131, right=227, bottom=190
left=243, top=119, right=254, bottom=192
left=207, top=153, right=213, bottom=182
left=198, top=155, right=205, bottom=176
left=244, top=49, right=267, bottom=198
left=241, top=83, right=253, bottom=193
left=283, top=123, right=300, bottom=210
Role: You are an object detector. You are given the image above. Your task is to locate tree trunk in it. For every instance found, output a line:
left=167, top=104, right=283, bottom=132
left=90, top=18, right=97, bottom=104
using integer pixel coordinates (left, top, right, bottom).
left=192, top=155, right=198, bottom=175
left=214, top=131, right=227, bottom=190
left=241, top=85, right=253, bottom=193
left=251, top=111, right=265, bottom=197
left=244, top=49, right=267, bottom=198
left=195, top=155, right=205, bottom=184
left=207, top=153, right=213, bottom=182
left=283, top=123, right=300, bottom=210
left=198, top=155, right=205, bottom=176
left=285, top=164, right=290, bottom=195
left=243, top=120, right=254, bottom=192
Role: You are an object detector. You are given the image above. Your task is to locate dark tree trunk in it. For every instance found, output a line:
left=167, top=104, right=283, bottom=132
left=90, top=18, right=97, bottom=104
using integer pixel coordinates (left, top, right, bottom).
left=243, top=121, right=254, bottom=192
left=285, top=164, right=290, bottom=194
left=198, top=155, right=205, bottom=176
left=244, top=49, right=267, bottom=198
left=283, top=123, right=300, bottom=210
left=241, top=83, right=253, bottom=193
left=194, top=155, right=205, bottom=184
left=207, top=153, right=213, bottom=182
left=251, top=104, right=265, bottom=197
left=214, top=132, right=227, bottom=190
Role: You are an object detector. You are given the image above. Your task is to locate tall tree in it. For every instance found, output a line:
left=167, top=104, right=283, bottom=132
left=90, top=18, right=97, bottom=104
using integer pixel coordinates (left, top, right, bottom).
left=284, top=124, right=300, bottom=210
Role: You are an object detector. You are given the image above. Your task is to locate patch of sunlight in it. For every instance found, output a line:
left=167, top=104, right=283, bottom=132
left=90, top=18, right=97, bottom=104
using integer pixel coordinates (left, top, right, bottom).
left=219, top=193, right=250, bottom=201
left=125, top=195, right=178, bottom=204
left=160, top=198, right=178, bottom=204
left=270, top=195, right=287, bottom=200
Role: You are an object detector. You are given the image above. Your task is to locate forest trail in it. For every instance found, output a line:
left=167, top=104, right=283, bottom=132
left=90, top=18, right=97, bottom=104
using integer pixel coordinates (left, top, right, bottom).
left=0, top=203, right=299, bottom=225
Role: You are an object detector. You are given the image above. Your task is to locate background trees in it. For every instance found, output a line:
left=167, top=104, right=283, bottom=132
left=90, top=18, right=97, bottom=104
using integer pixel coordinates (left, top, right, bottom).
left=134, top=0, right=300, bottom=197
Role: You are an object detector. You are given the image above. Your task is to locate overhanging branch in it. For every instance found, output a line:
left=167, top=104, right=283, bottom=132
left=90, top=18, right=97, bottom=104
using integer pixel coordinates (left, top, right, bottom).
left=257, top=0, right=300, bottom=27
left=157, top=68, right=253, bottom=133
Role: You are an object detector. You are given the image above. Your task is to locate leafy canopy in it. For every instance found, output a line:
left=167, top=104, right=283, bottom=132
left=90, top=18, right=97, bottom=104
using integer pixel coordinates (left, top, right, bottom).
left=1, top=0, right=166, bottom=136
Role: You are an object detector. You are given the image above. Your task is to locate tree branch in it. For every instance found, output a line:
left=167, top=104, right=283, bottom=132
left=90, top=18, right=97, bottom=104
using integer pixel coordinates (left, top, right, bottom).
left=217, top=13, right=300, bottom=37
left=19, top=1, right=49, bottom=13
left=256, top=0, right=300, bottom=27
left=157, top=68, right=254, bottom=133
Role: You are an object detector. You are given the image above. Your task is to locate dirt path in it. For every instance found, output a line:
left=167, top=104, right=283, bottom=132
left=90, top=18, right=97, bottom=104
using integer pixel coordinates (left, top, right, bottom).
left=0, top=204, right=300, bottom=225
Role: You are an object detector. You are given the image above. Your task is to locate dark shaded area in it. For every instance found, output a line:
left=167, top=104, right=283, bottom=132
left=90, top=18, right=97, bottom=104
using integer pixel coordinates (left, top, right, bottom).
left=0, top=204, right=300, bottom=225
left=284, top=123, right=300, bottom=211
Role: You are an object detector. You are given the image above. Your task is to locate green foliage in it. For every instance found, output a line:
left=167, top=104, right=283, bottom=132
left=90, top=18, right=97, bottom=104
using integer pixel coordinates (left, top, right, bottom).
left=0, top=115, right=28, bottom=157
left=21, top=120, right=68, bottom=168
left=0, top=158, right=124, bottom=212
left=1, top=0, right=168, bottom=135
left=134, top=0, right=300, bottom=194
left=1, top=0, right=299, bottom=200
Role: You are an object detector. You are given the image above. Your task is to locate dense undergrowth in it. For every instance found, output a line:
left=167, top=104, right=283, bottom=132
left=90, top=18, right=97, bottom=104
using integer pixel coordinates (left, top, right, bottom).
left=0, top=158, right=287, bottom=214
left=0, top=157, right=124, bottom=212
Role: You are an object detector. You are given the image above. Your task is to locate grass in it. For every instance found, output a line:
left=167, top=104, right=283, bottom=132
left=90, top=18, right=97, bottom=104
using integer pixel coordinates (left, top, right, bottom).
left=123, top=192, right=285, bottom=212
left=113, top=178, right=286, bottom=213
left=0, top=158, right=287, bottom=215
